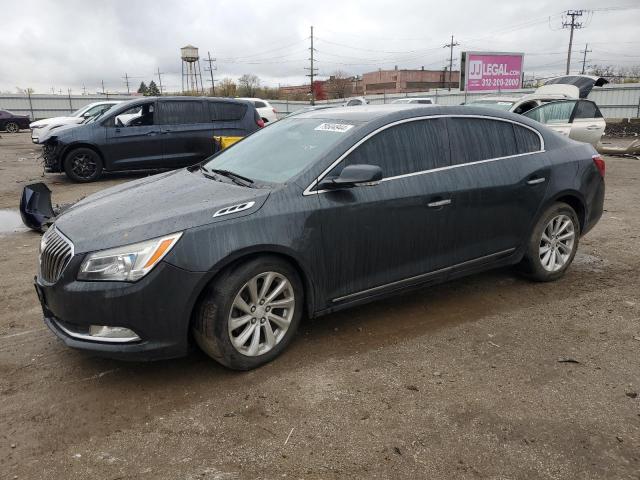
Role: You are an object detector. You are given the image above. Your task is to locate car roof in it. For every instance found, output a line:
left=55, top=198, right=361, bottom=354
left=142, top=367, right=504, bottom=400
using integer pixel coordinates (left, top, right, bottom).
left=294, top=104, right=535, bottom=123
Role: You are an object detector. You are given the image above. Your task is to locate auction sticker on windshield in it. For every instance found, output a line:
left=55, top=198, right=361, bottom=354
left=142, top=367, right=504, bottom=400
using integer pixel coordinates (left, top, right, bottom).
left=314, top=123, right=354, bottom=133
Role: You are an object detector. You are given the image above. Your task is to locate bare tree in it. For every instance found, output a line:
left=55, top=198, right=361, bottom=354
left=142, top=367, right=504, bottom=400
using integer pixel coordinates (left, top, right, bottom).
left=237, top=74, right=260, bottom=97
left=218, top=77, right=237, bottom=97
left=325, top=70, right=353, bottom=99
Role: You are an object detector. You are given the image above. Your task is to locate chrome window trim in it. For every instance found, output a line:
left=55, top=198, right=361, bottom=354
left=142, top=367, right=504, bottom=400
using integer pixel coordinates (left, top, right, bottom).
left=303, top=114, right=545, bottom=196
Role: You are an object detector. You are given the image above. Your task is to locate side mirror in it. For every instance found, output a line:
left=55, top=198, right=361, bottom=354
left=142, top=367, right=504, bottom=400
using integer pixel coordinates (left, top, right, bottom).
left=318, top=164, right=383, bottom=190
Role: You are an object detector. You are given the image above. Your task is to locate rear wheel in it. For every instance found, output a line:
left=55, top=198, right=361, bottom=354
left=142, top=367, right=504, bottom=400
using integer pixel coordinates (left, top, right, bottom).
left=520, top=202, right=580, bottom=281
left=5, top=122, right=19, bottom=133
left=193, top=256, right=303, bottom=370
left=63, top=148, right=103, bottom=182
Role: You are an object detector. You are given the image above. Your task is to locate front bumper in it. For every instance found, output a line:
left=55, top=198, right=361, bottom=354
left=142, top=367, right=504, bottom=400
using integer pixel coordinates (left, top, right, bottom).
left=36, top=259, right=208, bottom=361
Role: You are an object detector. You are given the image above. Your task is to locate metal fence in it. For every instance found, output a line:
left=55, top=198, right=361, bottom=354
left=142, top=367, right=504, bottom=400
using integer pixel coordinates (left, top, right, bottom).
left=3, top=83, right=639, bottom=121
left=270, top=84, right=640, bottom=119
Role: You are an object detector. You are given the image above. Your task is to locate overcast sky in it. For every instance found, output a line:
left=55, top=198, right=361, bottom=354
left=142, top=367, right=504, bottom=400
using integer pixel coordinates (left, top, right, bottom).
left=2, top=0, right=639, bottom=94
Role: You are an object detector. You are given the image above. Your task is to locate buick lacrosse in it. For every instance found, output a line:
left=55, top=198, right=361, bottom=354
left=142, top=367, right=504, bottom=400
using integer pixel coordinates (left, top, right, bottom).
left=34, top=105, right=605, bottom=369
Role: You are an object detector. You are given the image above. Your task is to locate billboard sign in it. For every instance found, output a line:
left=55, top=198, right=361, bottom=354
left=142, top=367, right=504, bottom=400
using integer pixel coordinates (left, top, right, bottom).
left=460, top=51, right=524, bottom=92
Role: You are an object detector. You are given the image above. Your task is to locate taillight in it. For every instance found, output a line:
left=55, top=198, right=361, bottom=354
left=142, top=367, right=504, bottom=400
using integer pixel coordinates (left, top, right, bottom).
left=272, top=108, right=277, bottom=114
left=592, top=154, right=605, bottom=178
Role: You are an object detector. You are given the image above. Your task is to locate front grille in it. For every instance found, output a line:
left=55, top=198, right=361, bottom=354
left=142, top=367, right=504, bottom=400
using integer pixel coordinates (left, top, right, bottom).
left=39, top=227, right=74, bottom=284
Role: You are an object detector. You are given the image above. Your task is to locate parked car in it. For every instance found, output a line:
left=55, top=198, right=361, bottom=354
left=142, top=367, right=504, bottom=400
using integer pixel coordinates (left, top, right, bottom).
left=391, top=97, right=434, bottom=105
left=33, top=105, right=604, bottom=369
left=468, top=75, right=608, bottom=115
left=39, top=96, right=262, bottom=182
left=30, top=101, right=121, bottom=143
left=523, top=99, right=606, bottom=147
left=0, top=109, right=30, bottom=133
left=237, top=98, right=278, bottom=123
left=341, top=96, right=368, bottom=106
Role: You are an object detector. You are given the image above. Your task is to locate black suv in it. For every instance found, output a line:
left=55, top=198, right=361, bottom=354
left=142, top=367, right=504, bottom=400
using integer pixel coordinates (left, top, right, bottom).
left=39, top=97, right=263, bottom=182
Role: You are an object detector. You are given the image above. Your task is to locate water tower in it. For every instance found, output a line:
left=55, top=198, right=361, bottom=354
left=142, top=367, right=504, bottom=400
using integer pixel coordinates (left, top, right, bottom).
left=181, top=45, right=205, bottom=94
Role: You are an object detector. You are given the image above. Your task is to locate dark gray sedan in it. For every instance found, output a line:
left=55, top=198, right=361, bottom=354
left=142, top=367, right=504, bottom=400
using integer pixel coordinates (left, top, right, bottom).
left=34, top=105, right=604, bottom=369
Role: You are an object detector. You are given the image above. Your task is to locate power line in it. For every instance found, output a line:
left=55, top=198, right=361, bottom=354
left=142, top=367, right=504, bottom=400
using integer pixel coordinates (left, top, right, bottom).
left=562, top=10, right=585, bottom=74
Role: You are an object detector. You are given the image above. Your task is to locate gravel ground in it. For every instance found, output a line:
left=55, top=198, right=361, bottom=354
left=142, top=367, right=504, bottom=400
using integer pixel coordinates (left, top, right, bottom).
left=0, top=132, right=639, bottom=480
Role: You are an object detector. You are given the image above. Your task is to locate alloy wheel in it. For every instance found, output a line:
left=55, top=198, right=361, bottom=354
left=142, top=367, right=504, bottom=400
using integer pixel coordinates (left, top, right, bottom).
left=228, top=271, right=295, bottom=357
left=539, top=214, right=575, bottom=272
left=71, top=153, right=98, bottom=179
left=5, top=122, right=19, bottom=133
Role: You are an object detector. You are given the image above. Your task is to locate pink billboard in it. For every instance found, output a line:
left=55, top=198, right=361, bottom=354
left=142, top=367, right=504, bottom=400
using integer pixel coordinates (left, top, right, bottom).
left=462, top=52, right=524, bottom=92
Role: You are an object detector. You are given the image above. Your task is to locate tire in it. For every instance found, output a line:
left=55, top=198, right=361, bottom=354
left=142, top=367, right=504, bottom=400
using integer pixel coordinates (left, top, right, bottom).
left=5, top=122, right=19, bottom=133
left=63, top=147, right=103, bottom=182
left=193, top=256, right=303, bottom=370
left=519, top=202, right=580, bottom=282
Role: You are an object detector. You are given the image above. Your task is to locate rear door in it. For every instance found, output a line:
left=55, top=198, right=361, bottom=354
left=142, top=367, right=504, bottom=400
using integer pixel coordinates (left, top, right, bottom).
left=569, top=100, right=606, bottom=146
left=157, top=100, right=213, bottom=167
left=523, top=100, right=576, bottom=139
left=104, top=101, right=164, bottom=169
left=445, top=116, right=549, bottom=263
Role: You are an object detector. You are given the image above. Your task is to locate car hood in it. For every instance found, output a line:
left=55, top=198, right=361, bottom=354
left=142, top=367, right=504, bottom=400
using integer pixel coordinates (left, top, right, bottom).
left=30, top=116, right=77, bottom=128
left=54, top=168, right=270, bottom=253
left=39, top=122, right=90, bottom=143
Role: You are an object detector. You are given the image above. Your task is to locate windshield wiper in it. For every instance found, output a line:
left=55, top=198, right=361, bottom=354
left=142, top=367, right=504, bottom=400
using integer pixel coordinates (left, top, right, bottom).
left=207, top=168, right=254, bottom=187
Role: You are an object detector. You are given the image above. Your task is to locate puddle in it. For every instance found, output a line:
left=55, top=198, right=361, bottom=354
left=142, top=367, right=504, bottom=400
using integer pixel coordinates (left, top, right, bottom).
left=0, top=209, right=28, bottom=234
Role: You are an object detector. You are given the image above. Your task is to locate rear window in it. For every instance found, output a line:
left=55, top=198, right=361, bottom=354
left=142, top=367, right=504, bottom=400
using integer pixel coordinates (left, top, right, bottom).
left=573, top=101, right=600, bottom=119
left=253, top=101, right=267, bottom=109
left=209, top=101, right=248, bottom=121
left=158, top=101, right=206, bottom=124
left=448, top=118, right=519, bottom=164
left=513, top=125, right=541, bottom=153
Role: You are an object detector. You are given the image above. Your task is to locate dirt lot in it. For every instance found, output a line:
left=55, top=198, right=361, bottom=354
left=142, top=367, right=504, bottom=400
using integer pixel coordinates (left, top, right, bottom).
left=0, top=132, right=639, bottom=480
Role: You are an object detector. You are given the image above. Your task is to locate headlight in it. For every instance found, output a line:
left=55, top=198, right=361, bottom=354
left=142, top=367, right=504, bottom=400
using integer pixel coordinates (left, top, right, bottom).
left=78, top=232, right=182, bottom=282
left=31, top=124, right=46, bottom=129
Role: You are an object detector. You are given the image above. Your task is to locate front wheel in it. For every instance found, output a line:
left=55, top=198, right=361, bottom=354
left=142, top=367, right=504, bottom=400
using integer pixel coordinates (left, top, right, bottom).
left=4, top=122, right=19, bottom=133
left=193, top=256, right=303, bottom=370
left=63, top=148, right=103, bottom=182
left=520, top=202, right=580, bottom=281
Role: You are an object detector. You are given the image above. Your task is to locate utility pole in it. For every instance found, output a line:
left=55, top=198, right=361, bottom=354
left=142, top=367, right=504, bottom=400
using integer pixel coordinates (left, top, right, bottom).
left=443, top=35, right=459, bottom=91
left=204, top=51, right=217, bottom=95
left=82, top=84, right=86, bottom=96
left=580, top=43, right=592, bottom=75
left=305, top=26, right=318, bottom=105
left=562, top=10, right=584, bottom=75
left=123, top=72, right=131, bottom=95
left=101, top=80, right=105, bottom=95
left=157, top=68, right=164, bottom=95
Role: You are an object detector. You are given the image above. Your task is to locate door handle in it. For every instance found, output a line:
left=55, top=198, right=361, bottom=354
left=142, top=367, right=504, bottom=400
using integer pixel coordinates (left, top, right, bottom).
left=586, top=125, right=601, bottom=130
left=146, top=131, right=159, bottom=136
left=527, top=177, right=546, bottom=185
left=427, top=199, right=452, bottom=208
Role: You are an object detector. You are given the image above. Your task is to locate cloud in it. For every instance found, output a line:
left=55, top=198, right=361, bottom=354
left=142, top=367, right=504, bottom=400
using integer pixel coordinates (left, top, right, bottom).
left=2, top=0, right=638, bottom=94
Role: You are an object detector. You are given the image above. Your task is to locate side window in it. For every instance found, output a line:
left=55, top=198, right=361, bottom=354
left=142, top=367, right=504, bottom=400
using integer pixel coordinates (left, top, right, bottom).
left=573, top=101, right=598, bottom=119
left=448, top=118, right=518, bottom=165
left=337, top=118, right=449, bottom=178
left=158, top=101, right=205, bottom=125
left=114, top=104, right=153, bottom=127
left=347, top=99, right=361, bottom=106
left=524, top=100, right=576, bottom=125
left=513, top=124, right=541, bottom=154
left=209, top=102, right=248, bottom=121
left=417, top=99, right=432, bottom=104
left=253, top=101, right=267, bottom=109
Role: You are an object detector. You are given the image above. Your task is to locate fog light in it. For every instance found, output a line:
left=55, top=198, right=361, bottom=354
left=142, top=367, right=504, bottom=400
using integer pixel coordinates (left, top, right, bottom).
left=88, top=325, right=140, bottom=341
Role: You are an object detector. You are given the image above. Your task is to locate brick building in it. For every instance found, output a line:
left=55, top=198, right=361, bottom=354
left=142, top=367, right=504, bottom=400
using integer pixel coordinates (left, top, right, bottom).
left=362, top=67, right=460, bottom=94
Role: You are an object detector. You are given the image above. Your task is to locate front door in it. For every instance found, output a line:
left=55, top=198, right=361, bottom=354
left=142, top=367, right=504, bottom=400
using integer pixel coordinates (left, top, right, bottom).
left=314, top=118, right=456, bottom=303
left=104, top=101, right=164, bottom=169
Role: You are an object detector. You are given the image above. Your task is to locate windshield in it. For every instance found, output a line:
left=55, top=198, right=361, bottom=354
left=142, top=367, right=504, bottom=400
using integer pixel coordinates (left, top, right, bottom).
left=203, top=118, right=360, bottom=183
left=469, top=100, right=515, bottom=111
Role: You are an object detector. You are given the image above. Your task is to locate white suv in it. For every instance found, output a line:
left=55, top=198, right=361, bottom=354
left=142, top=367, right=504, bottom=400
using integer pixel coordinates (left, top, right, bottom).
left=238, top=98, right=278, bottom=123
left=30, top=101, right=121, bottom=143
